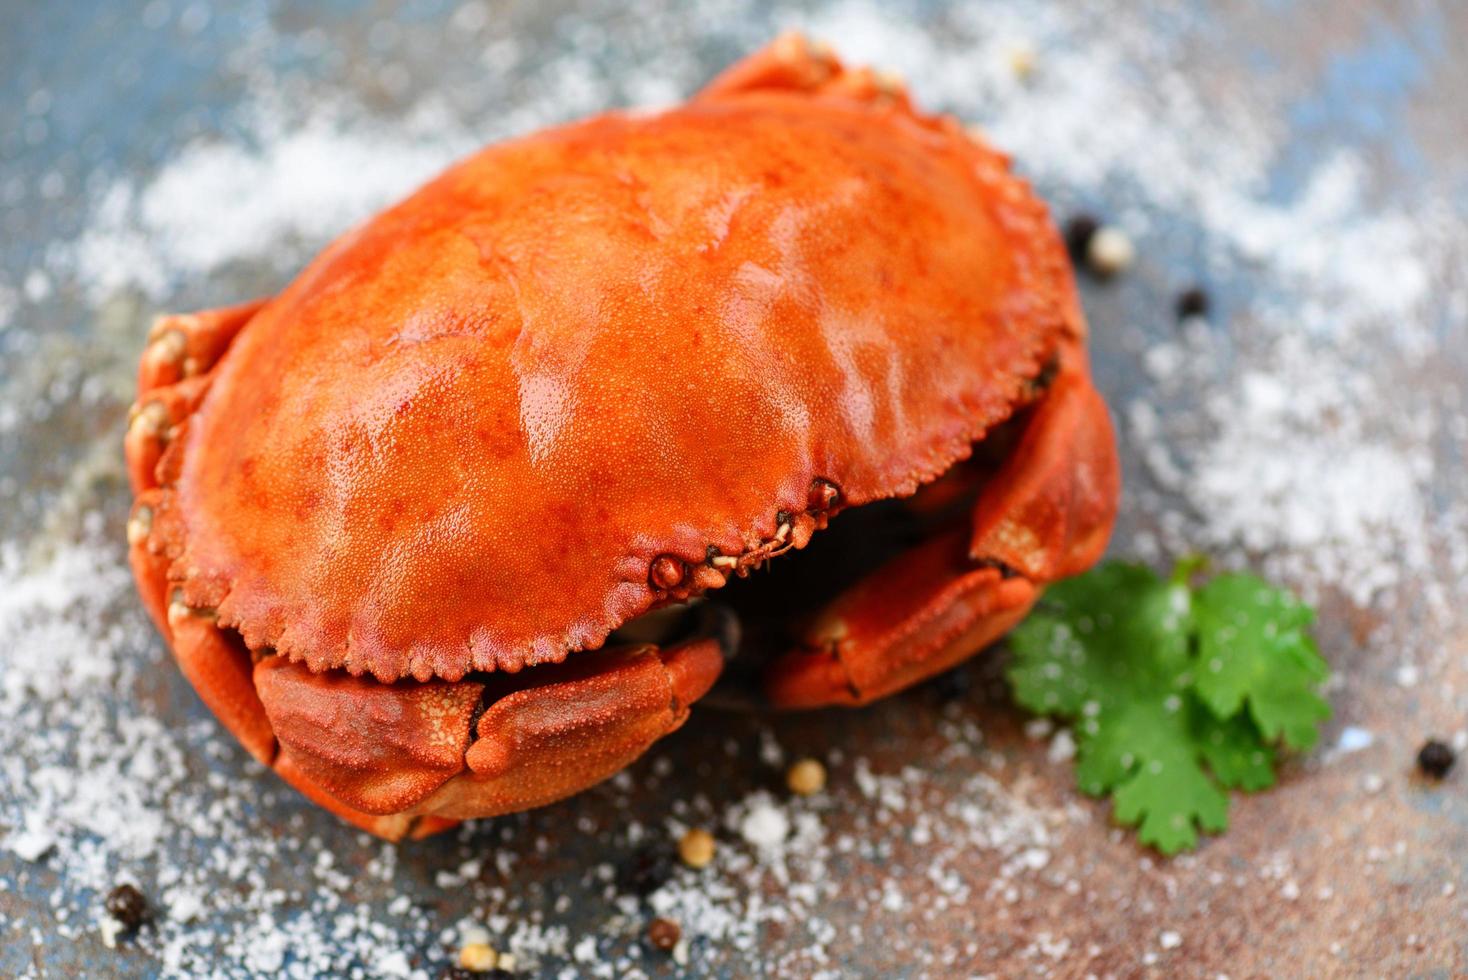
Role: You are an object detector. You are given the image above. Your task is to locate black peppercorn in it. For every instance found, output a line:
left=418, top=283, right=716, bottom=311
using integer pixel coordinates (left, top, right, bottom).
left=618, top=846, right=673, bottom=898
left=104, top=883, right=149, bottom=932
left=1063, top=214, right=1099, bottom=262
left=932, top=665, right=972, bottom=703
left=1176, top=286, right=1211, bottom=320
left=1418, top=739, right=1455, bottom=779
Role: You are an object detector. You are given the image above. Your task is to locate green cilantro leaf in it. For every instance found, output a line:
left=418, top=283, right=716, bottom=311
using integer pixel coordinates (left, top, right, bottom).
left=1007, top=559, right=1329, bottom=854
left=1192, top=572, right=1330, bottom=750
left=1110, top=737, right=1229, bottom=854
left=1194, top=707, right=1277, bottom=791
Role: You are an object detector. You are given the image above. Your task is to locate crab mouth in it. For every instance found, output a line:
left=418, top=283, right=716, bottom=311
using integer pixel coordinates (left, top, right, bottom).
left=201, top=405, right=1019, bottom=709
left=607, top=403, right=1037, bottom=705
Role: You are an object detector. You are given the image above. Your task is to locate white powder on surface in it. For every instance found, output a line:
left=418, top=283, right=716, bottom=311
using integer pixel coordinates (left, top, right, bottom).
left=735, top=793, right=792, bottom=851
left=1139, top=330, right=1439, bottom=607
left=5, top=827, right=57, bottom=864
left=1334, top=726, right=1376, bottom=755
left=3, top=0, right=1465, bottom=976
left=61, top=100, right=479, bottom=301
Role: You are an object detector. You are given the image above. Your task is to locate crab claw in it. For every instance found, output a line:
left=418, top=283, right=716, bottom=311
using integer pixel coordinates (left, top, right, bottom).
left=427, top=638, right=722, bottom=820
left=254, top=657, right=483, bottom=817
left=764, top=342, right=1119, bottom=707
left=968, top=369, right=1118, bottom=582
left=251, top=637, right=723, bottom=839
left=765, top=528, right=1037, bottom=708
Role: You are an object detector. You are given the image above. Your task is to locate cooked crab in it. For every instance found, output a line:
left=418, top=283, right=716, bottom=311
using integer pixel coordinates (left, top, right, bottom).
left=125, top=35, right=1119, bottom=840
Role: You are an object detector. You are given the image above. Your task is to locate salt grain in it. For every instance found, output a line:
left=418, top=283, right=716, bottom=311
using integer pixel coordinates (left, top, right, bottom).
left=6, top=827, right=57, bottom=863
left=1023, top=717, right=1054, bottom=741
left=1334, top=727, right=1375, bottom=754
left=738, top=796, right=791, bottom=850
left=1046, top=730, right=1076, bottom=764
left=99, top=914, right=126, bottom=950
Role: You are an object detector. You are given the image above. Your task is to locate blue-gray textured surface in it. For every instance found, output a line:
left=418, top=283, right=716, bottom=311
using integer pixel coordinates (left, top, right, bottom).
left=1, top=1, right=1465, bottom=977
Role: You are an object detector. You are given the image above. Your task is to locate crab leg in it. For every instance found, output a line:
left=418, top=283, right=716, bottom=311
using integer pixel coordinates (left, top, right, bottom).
left=765, top=343, right=1119, bottom=708
left=167, top=599, right=279, bottom=765
left=129, top=491, right=279, bottom=765
left=124, top=299, right=266, bottom=495
left=252, top=638, right=723, bottom=840
left=697, top=30, right=913, bottom=109
left=136, top=298, right=266, bottom=394
left=125, top=300, right=284, bottom=765
left=966, top=368, right=1119, bottom=583
left=697, top=32, right=843, bottom=100
left=124, top=376, right=209, bottom=495
left=126, top=493, right=171, bottom=635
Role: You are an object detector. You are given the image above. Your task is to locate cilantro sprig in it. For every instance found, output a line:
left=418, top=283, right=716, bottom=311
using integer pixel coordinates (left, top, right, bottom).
left=1007, top=559, right=1330, bottom=854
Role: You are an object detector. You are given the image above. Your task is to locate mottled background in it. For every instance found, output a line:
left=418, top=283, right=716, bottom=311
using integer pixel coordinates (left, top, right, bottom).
left=1, top=1, right=1465, bottom=977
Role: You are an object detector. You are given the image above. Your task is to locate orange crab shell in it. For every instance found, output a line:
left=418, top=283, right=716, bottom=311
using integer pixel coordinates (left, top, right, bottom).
left=124, top=35, right=1119, bottom=838
left=159, top=49, right=1073, bottom=684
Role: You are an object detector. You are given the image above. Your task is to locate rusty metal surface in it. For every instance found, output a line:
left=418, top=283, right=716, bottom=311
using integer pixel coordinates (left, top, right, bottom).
left=1, top=0, right=1465, bottom=977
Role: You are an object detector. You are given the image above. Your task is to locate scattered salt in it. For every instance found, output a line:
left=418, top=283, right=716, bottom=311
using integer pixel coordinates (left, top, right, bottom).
left=1023, top=717, right=1054, bottom=741
left=6, top=827, right=57, bottom=863
left=460, top=923, right=492, bottom=947
left=572, top=935, right=599, bottom=964
left=99, top=914, right=126, bottom=950
left=1047, top=730, right=1077, bottom=764
left=1018, top=848, right=1051, bottom=871
left=1335, top=727, right=1375, bottom=754
left=738, top=797, right=792, bottom=851
left=2, top=0, right=1463, bottom=974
